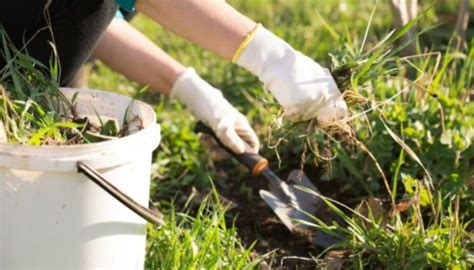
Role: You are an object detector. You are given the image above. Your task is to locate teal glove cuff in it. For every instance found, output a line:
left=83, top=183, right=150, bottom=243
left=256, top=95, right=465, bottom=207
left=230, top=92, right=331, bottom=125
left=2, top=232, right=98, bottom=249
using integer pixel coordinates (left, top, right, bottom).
left=115, top=0, right=135, bottom=12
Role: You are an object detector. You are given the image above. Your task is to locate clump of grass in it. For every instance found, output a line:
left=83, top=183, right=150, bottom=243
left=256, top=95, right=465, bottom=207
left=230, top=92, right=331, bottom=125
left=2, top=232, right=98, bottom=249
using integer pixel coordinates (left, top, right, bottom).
left=298, top=187, right=473, bottom=269
left=266, top=5, right=441, bottom=195
left=269, top=3, right=431, bottom=158
left=0, top=26, right=80, bottom=145
left=0, top=27, right=134, bottom=145
left=146, top=186, right=266, bottom=269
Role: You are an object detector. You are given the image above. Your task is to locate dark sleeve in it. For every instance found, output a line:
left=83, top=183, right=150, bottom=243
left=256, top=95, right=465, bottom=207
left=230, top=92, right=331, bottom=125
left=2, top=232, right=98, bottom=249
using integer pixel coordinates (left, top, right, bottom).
left=1, top=0, right=118, bottom=86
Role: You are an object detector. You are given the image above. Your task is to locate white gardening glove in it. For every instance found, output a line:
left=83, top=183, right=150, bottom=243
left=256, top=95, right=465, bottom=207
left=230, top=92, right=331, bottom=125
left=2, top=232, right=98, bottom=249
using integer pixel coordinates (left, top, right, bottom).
left=170, top=68, right=259, bottom=154
left=236, top=24, right=348, bottom=125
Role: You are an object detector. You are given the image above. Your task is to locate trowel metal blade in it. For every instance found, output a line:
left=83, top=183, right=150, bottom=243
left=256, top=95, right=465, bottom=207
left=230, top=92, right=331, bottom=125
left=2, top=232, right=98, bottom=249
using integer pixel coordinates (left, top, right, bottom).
left=259, top=189, right=304, bottom=231
left=260, top=189, right=343, bottom=248
left=261, top=169, right=323, bottom=229
left=313, top=232, right=342, bottom=249
left=287, top=170, right=344, bottom=247
left=285, top=170, right=323, bottom=214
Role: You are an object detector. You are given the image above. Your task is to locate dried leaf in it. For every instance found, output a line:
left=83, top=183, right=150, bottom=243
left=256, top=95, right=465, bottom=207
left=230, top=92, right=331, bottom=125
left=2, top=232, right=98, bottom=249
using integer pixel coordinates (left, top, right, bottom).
left=390, top=198, right=413, bottom=217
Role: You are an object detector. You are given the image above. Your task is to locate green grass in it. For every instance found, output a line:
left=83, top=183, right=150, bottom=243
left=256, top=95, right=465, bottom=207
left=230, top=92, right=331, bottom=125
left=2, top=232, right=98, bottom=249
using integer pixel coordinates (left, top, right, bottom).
left=87, top=0, right=473, bottom=268
left=298, top=186, right=473, bottom=269
left=0, top=27, right=82, bottom=145
left=0, top=27, right=129, bottom=145
left=145, top=187, right=265, bottom=269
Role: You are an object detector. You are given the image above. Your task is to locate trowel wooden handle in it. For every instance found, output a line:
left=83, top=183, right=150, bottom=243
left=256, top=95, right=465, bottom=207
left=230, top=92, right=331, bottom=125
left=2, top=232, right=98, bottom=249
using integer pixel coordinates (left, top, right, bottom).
left=194, top=121, right=268, bottom=176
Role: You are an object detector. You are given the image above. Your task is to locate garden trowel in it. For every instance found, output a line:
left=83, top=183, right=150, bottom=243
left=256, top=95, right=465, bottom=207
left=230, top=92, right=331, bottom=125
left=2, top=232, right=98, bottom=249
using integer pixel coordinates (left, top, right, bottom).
left=195, top=121, right=342, bottom=248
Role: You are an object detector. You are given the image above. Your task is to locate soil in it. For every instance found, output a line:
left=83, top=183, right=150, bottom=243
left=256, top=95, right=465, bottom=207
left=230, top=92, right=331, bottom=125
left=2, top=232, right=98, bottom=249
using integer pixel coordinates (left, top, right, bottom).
left=169, top=136, right=367, bottom=268
left=226, top=175, right=318, bottom=268
left=212, top=158, right=355, bottom=269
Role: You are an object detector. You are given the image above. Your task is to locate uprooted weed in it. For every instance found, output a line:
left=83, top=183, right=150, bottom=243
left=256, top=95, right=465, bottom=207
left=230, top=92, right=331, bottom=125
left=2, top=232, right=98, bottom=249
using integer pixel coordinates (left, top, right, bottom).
left=267, top=5, right=438, bottom=198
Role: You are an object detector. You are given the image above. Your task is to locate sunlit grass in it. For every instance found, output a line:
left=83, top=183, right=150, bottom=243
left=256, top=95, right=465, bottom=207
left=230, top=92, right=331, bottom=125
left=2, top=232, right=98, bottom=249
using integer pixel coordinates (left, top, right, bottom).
left=87, top=0, right=473, bottom=268
left=0, top=27, right=81, bottom=145
left=146, top=187, right=265, bottom=269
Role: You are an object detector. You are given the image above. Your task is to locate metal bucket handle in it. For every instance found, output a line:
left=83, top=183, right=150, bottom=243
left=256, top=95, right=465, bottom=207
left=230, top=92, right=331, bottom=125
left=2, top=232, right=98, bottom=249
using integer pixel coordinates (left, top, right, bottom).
left=77, top=161, right=164, bottom=226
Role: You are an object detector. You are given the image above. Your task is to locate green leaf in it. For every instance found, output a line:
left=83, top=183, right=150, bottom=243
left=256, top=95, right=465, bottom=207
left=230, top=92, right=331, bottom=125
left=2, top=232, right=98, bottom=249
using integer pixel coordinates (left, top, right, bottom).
left=100, top=119, right=119, bottom=137
left=71, top=91, right=80, bottom=106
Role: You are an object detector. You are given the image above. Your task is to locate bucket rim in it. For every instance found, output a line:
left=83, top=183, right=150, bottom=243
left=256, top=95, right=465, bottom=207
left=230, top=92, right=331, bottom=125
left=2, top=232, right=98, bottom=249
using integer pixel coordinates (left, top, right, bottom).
left=0, top=88, right=161, bottom=171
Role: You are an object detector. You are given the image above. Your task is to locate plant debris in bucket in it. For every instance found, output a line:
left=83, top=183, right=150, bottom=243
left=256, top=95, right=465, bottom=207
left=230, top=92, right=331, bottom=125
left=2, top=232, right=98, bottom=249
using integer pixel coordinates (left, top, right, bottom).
left=0, top=28, right=140, bottom=146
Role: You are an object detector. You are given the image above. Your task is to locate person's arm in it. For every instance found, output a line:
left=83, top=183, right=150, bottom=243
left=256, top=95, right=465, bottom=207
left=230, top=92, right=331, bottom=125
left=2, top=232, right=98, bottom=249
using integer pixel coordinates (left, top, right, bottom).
left=93, top=18, right=259, bottom=154
left=135, top=0, right=255, bottom=60
left=135, top=0, right=348, bottom=125
left=92, top=18, right=185, bottom=95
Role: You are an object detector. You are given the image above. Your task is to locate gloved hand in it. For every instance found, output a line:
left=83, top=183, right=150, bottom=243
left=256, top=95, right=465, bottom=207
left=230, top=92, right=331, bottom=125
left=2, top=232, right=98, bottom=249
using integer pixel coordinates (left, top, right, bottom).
left=170, top=68, right=259, bottom=154
left=236, top=24, right=348, bottom=125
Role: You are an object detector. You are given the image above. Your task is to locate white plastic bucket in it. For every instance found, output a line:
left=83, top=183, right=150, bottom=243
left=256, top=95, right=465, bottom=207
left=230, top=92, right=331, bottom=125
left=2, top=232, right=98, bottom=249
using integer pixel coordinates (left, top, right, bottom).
left=0, top=88, right=161, bottom=269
